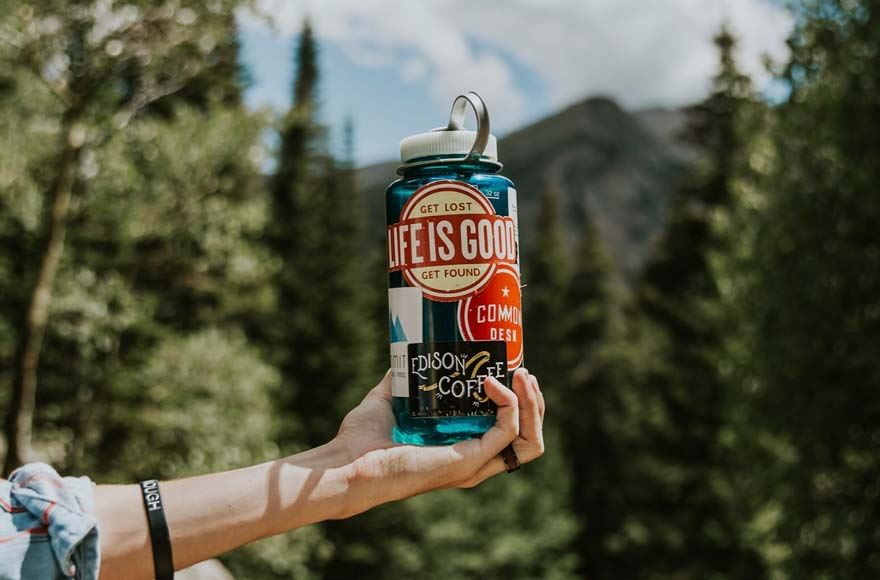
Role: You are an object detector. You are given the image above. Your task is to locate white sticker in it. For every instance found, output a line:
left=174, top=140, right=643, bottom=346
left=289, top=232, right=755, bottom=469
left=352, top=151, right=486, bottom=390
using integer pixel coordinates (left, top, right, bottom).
left=389, top=287, right=423, bottom=397
left=390, top=343, right=410, bottom=397
left=508, top=187, right=520, bottom=274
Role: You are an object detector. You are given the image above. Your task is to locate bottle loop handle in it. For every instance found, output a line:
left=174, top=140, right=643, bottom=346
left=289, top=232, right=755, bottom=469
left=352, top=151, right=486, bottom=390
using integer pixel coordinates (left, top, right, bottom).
left=443, top=91, right=491, bottom=161
left=397, top=91, right=502, bottom=174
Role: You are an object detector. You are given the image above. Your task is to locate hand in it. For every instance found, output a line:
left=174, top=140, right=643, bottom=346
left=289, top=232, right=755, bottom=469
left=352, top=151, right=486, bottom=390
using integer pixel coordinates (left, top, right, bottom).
left=333, top=368, right=546, bottom=518
left=93, top=370, right=544, bottom=577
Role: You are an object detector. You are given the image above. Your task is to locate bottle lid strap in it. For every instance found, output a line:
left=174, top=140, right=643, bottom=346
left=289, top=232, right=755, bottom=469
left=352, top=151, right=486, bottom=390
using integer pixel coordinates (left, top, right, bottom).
left=397, top=91, right=502, bottom=175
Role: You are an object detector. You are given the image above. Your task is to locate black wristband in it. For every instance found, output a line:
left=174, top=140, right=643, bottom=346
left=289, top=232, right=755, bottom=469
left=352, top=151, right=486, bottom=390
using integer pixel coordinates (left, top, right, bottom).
left=140, top=480, right=175, bottom=580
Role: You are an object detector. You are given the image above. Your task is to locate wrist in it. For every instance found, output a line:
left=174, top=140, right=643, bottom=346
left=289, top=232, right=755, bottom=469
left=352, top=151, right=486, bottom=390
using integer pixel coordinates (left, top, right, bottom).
left=288, top=438, right=352, bottom=469
left=262, top=441, right=355, bottom=536
left=336, top=452, right=404, bottom=519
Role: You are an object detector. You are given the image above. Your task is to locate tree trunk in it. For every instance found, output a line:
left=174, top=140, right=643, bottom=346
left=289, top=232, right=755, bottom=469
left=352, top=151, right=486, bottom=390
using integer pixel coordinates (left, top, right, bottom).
left=2, top=112, right=82, bottom=475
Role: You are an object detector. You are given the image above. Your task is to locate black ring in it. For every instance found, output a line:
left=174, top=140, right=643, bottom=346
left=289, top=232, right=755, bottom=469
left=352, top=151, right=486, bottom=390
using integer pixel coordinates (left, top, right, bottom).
left=501, top=444, right=520, bottom=473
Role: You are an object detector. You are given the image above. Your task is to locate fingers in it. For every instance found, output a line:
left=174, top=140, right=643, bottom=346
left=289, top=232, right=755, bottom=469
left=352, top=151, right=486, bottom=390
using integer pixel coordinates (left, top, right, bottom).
left=530, top=374, right=545, bottom=422
left=459, top=436, right=543, bottom=488
left=457, top=369, right=545, bottom=489
left=476, top=376, right=519, bottom=456
left=459, top=455, right=507, bottom=487
left=513, top=368, right=542, bottom=445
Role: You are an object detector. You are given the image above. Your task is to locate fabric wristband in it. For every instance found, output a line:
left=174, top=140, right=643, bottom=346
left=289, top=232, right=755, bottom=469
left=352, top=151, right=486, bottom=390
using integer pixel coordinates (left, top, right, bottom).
left=139, top=480, right=175, bottom=580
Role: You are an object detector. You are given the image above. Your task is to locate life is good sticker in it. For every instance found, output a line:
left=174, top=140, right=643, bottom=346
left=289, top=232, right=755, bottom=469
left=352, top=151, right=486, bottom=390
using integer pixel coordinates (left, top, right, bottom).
left=387, top=180, right=517, bottom=302
left=457, top=264, right=524, bottom=369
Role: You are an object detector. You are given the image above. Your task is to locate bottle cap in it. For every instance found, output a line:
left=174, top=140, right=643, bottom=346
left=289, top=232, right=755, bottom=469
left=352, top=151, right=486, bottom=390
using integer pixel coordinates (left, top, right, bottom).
left=400, top=130, right=498, bottom=163
left=398, top=92, right=501, bottom=171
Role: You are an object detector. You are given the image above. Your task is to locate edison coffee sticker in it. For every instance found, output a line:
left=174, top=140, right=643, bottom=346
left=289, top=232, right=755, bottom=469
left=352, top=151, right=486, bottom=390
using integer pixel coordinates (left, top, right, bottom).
left=458, top=263, right=524, bottom=369
left=388, top=180, right=518, bottom=302
left=408, top=341, right=508, bottom=417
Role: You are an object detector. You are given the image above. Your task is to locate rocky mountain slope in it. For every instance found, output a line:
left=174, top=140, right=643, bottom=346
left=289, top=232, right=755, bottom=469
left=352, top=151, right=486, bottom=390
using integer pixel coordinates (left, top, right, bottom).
left=357, top=97, right=690, bottom=277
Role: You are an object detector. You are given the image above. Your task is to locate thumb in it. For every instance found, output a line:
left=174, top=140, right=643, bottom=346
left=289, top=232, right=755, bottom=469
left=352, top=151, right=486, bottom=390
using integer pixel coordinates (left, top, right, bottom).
left=367, top=369, right=393, bottom=402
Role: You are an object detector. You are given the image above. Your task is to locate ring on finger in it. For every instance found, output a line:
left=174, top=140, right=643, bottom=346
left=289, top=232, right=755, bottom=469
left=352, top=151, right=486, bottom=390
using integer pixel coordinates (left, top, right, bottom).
left=500, top=444, right=520, bottom=473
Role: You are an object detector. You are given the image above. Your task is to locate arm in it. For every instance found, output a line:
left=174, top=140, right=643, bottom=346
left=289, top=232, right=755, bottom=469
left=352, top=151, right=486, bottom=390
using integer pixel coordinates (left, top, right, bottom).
left=94, top=442, right=352, bottom=579
left=95, top=369, right=545, bottom=580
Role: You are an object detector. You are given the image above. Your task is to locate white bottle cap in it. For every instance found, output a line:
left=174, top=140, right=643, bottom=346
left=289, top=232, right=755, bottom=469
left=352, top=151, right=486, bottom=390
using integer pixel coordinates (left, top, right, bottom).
left=400, top=130, right=498, bottom=164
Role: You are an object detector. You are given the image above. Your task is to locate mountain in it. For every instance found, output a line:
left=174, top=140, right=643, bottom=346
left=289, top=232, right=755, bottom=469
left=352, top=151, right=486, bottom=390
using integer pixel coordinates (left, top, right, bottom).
left=357, top=96, right=691, bottom=278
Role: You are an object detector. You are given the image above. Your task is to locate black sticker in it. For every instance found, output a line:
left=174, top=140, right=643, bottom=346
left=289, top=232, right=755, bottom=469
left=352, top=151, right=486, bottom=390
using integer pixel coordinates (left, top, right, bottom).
left=408, top=341, right=508, bottom=418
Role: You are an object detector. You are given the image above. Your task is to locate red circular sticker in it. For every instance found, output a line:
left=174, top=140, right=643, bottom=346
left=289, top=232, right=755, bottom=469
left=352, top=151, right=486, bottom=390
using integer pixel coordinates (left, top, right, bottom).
left=387, top=180, right=518, bottom=302
left=457, top=264, right=524, bottom=369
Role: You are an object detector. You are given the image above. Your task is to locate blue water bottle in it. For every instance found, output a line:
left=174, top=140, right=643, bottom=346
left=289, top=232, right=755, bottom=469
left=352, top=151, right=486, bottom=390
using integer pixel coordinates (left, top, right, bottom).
left=386, top=92, right=524, bottom=445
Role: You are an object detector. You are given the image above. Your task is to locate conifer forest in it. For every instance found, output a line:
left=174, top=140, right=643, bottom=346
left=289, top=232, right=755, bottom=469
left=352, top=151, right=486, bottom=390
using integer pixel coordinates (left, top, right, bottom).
left=1, top=1, right=879, bottom=578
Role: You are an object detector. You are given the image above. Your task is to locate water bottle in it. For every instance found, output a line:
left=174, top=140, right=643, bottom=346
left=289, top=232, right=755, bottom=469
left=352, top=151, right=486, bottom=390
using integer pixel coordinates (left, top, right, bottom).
left=386, top=92, right=524, bottom=445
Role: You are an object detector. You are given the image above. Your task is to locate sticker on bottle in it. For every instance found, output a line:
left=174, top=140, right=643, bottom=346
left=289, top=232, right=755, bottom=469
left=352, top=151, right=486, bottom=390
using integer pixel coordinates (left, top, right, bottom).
left=457, top=264, right=524, bottom=369
left=507, top=188, right=520, bottom=275
left=387, top=180, right=518, bottom=302
left=389, top=287, right=423, bottom=397
left=408, top=341, right=508, bottom=417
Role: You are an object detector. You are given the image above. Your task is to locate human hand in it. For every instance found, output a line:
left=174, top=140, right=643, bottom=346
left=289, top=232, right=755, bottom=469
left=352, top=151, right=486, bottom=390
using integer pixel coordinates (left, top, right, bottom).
left=333, top=368, right=546, bottom=518
left=92, top=369, right=544, bottom=577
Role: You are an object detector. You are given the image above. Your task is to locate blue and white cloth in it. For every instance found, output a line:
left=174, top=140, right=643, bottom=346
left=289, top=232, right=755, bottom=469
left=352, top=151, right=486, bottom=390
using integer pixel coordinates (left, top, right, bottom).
left=0, top=463, right=99, bottom=580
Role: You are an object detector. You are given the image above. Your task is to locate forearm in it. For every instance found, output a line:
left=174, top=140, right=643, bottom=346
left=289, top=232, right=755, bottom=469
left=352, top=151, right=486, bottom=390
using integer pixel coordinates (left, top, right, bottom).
left=95, top=441, right=353, bottom=580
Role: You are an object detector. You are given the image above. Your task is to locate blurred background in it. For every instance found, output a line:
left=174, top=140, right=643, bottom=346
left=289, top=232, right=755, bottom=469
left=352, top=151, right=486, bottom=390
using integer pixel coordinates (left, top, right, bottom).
left=1, top=0, right=878, bottom=578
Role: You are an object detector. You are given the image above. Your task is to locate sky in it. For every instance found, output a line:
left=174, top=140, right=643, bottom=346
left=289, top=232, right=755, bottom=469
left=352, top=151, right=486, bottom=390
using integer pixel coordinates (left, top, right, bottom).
left=237, top=0, right=794, bottom=166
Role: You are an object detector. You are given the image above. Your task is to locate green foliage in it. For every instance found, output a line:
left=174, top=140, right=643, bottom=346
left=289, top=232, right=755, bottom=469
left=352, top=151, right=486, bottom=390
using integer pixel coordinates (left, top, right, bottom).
left=260, top=20, right=391, bottom=579
left=2, top=2, right=879, bottom=578
left=524, top=187, right=569, bottom=395
left=735, top=2, right=880, bottom=577
left=266, top=21, right=377, bottom=451
left=556, top=214, right=632, bottom=579
left=222, top=526, right=330, bottom=580
left=0, top=1, right=312, bottom=574
left=111, top=328, right=279, bottom=480
left=404, top=445, right=579, bottom=580
left=26, top=103, right=275, bottom=475
left=621, top=27, right=766, bottom=579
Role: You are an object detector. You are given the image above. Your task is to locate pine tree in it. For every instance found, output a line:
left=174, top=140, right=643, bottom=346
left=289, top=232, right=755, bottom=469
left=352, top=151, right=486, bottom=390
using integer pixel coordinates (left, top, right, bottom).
left=524, top=187, right=569, bottom=395
left=264, top=21, right=394, bottom=580
left=742, top=1, right=880, bottom=576
left=555, top=209, right=631, bottom=579
left=268, top=17, right=374, bottom=450
left=628, top=26, right=765, bottom=578
left=267, top=19, right=325, bottom=447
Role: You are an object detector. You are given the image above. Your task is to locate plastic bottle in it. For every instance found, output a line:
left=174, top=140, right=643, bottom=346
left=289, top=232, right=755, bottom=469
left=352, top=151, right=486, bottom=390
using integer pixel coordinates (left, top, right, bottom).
left=386, top=92, right=524, bottom=445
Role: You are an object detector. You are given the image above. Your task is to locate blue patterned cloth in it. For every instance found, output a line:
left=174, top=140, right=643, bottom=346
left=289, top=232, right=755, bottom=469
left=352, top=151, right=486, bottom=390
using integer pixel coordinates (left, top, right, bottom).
left=0, top=463, right=100, bottom=580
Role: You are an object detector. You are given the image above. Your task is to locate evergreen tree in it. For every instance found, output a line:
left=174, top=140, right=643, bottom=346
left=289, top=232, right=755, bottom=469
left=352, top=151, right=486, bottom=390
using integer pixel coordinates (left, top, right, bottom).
left=0, top=5, right=301, bottom=575
left=555, top=209, right=631, bottom=579
left=0, top=0, right=256, bottom=475
left=742, top=1, right=880, bottom=576
left=524, top=187, right=569, bottom=396
left=628, top=26, right=764, bottom=578
left=268, top=15, right=374, bottom=455
left=264, top=20, right=395, bottom=580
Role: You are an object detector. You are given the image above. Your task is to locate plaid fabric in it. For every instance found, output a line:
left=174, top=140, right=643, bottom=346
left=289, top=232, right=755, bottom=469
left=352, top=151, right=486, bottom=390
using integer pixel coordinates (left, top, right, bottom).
left=0, top=463, right=99, bottom=580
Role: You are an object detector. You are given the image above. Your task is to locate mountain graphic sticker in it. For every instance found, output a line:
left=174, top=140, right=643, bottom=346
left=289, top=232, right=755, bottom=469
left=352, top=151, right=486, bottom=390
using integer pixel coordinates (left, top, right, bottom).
left=388, top=286, right=424, bottom=397
left=390, top=313, right=408, bottom=343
